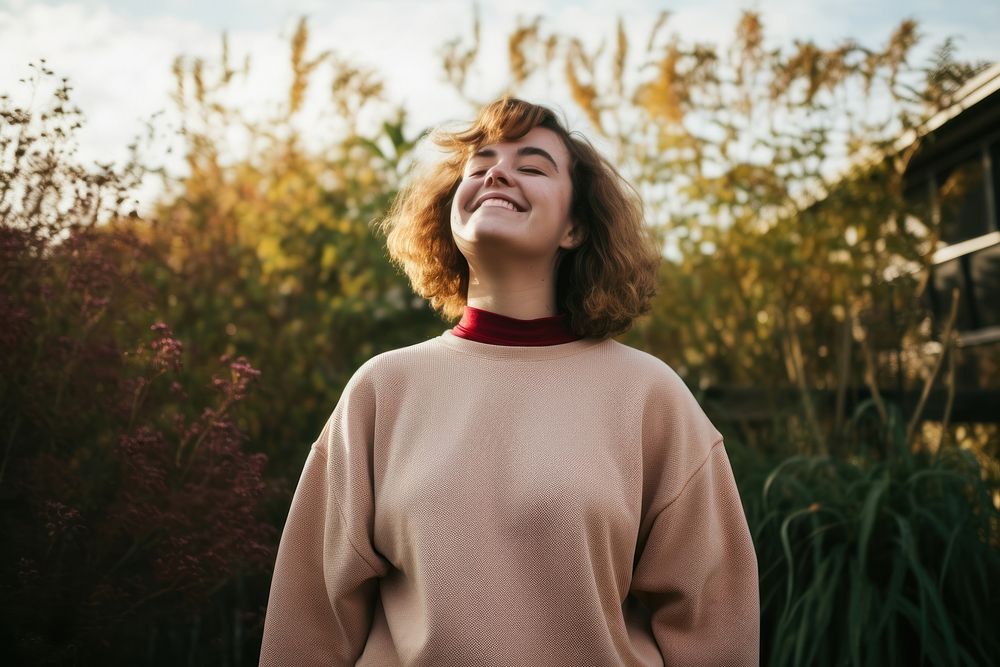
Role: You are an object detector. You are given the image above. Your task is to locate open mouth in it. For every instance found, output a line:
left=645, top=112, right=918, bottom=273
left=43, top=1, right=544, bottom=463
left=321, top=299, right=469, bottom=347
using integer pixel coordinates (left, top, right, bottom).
left=474, top=197, right=525, bottom=213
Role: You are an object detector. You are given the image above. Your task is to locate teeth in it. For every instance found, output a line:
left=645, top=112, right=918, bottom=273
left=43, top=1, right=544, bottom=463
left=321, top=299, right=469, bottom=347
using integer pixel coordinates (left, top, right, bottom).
left=480, top=198, right=518, bottom=211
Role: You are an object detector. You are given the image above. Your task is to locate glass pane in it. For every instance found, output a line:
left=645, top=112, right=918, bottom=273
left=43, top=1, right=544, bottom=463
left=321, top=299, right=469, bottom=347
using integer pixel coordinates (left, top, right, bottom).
left=992, top=140, right=1000, bottom=232
left=903, top=177, right=933, bottom=231
left=969, top=242, right=1000, bottom=328
left=960, top=344, right=1000, bottom=389
left=936, top=153, right=990, bottom=244
left=931, top=259, right=974, bottom=332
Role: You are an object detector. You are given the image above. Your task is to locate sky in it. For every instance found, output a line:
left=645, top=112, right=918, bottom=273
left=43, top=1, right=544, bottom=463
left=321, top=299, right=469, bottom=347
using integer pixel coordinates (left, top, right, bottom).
left=1, top=0, right=998, bottom=210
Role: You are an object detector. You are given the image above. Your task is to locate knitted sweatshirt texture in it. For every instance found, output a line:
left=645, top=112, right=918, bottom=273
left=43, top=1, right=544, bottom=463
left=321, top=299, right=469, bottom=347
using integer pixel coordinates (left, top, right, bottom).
left=259, top=331, right=759, bottom=666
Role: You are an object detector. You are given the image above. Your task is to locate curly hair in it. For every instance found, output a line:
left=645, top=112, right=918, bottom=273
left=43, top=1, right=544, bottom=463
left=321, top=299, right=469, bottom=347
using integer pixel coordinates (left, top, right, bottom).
left=376, top=97, right=661, bottom=340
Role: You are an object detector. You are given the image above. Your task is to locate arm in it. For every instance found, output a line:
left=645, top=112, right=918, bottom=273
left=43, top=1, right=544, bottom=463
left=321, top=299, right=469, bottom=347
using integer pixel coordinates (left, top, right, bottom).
left=259, top=369, right=388, bottom=666
left=630, top=441, right=759, bottom=666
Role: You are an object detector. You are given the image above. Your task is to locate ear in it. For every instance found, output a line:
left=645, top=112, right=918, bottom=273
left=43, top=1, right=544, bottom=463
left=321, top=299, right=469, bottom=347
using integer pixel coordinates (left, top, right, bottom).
left=559, top=219, right=586, bottom=250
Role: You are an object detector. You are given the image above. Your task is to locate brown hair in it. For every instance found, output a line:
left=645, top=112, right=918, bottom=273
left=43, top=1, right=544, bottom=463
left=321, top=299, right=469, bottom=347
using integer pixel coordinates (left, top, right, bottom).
left=376, top=97, right=661, bottom=339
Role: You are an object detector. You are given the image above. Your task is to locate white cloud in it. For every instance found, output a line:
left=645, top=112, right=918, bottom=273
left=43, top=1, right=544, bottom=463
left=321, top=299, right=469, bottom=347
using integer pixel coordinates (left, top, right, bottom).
left=2, top=2, right=220, bottom=164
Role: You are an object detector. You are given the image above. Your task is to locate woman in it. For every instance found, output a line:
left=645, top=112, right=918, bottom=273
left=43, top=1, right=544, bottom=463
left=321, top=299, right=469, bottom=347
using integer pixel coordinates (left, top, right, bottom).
left=259, top=97, right=759, bottom=666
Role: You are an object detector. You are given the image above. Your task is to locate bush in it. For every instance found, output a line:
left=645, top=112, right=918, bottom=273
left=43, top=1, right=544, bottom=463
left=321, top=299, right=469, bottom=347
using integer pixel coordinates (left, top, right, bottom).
left=1, top=64, right=276, bottom=665
left=731, top=432, right=1000, bottom=666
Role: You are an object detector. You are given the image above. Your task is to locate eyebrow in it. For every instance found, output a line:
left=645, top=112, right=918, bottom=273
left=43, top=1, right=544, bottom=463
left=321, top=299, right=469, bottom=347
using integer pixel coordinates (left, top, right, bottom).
left=471, top=146, right=560, bottom=172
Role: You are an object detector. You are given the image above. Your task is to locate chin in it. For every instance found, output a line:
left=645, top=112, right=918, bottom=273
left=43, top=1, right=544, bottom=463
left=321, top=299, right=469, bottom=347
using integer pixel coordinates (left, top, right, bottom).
left=457, top=218, right=519, bottom=240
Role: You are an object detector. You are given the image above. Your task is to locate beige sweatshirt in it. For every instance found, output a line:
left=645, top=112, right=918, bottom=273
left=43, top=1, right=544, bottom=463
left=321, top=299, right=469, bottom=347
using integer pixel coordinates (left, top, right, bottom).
left=259, top=331, right=759, bottom=666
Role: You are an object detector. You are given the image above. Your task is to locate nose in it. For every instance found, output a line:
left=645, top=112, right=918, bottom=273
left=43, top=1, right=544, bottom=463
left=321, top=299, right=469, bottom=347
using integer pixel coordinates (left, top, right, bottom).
left=484, top=163, right=512, bottom=187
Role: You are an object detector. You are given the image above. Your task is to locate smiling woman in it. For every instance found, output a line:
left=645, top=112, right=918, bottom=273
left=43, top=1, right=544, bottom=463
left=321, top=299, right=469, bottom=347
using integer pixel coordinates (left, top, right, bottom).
left=449, top=125, right=582, bottom=314
left=377, top=96, right=662, bottom=337
left=258, top=97, right=759, bottom=666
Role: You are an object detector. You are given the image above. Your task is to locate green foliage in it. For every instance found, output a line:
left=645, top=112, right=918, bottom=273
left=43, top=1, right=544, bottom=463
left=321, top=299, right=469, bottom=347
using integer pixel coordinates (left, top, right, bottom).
left=439, top=9, right=991, bottom=455
left=4, top=11, right=997, bottom=666
left=731, top=436, right=1000, bottom=666
left=138, top=27, right=444, bottom=480
left=4, top=27, right=447, bottom=665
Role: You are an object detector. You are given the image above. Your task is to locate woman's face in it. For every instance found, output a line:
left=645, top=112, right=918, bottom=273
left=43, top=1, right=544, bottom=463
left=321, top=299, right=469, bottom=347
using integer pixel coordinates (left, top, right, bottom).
left=450, top=126, right=579, bottom=263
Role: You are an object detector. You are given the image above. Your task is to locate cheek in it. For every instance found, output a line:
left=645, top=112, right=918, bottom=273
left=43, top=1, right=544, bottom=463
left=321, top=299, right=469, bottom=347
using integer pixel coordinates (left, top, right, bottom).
left=451, top=180, right=475, bottom=214
left=562, top=178, right=575, bottom=211
left=449, top=182, right=473, bottom=230
left=544, top=182, right=574, bottom=220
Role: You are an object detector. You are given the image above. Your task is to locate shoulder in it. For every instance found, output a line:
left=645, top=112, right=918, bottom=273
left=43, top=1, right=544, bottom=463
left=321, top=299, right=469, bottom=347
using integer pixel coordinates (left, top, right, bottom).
left=607, top=340, right=723, bottom=481
left=604, top=338, right=676, bottom=374
left=603, top=340, right=715, bottom=430
left=604, top=339, right=699, bottom=402
left=352, top=335, right=447, bottom=380
left=316, top=336, right=446, bottom=448
left=337, top=334, right=449, bottom=402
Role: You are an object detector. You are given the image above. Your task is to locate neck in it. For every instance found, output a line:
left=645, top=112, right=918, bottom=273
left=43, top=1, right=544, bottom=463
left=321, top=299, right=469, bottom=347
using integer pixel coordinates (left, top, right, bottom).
left=464, top=263, right=560, bottom=319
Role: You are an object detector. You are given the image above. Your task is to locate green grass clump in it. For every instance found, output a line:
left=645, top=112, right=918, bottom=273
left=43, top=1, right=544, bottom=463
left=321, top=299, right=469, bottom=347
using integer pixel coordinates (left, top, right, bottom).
left=731, top=439, right=1000, bottom=666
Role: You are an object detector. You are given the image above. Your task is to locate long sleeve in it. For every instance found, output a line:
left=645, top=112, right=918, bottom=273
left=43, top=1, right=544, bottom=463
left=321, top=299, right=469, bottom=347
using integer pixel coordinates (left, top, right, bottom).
left=259, top=366, right=389, bottom=666
left=629, top=440, right=759, bottom=666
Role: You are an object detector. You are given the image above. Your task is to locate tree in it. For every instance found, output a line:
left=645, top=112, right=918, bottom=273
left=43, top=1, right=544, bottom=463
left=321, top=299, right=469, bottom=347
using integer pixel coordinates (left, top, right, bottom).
left=438, top=10, right=991, bottom=455
left=133, top=20, right=444, bottom=479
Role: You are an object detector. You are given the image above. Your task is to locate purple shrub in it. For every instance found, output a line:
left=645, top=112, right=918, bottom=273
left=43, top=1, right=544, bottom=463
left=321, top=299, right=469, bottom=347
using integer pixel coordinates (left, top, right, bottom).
left=1, top=65, right=276, bottom=664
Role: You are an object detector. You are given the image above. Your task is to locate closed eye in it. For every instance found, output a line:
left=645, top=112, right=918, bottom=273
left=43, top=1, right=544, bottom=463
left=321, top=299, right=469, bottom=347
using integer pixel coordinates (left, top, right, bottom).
left=466, top=167, right=544, bottom=177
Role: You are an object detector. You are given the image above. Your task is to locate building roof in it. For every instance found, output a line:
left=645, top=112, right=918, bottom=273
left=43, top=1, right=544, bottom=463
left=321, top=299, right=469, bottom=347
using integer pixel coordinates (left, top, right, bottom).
left=895, top=61, right=1000, bottom=155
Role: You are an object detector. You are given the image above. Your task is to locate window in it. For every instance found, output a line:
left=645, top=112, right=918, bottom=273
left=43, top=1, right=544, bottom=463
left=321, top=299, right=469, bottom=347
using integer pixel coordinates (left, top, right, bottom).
left=969, top=243, right=1000, bottom=329
left=935, top=152, right=991, bottom=244
left=930, top=258, right=975, bottom=332
left=903, top=179, right=933, bottom=230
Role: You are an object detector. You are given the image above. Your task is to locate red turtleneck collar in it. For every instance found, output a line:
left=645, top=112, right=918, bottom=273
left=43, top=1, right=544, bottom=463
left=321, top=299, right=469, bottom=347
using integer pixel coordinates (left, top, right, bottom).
left=450, top=305, right=582, bottom=346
